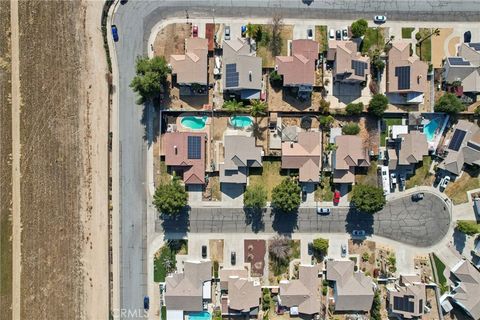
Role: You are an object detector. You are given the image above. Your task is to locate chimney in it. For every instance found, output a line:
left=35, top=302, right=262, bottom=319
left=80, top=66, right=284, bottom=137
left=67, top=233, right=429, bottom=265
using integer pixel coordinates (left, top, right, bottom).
left=174, top=145, right=178, bottom=155
left=290, top=142, right=294, bottom=148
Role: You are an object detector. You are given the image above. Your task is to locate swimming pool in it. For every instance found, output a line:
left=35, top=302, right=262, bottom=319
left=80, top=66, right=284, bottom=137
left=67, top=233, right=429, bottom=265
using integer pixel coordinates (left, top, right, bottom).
left=230, top=116, right=253, bottom=128
left=181, top=116, right=207, bottom=130
left=423, top=117, right=442, bottom=142
left=188, top=311, right=211, bottom=320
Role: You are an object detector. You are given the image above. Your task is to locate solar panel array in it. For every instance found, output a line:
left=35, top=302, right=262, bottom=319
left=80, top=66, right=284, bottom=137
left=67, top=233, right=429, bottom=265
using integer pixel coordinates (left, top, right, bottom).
left=225, top=63, right=239, bottom=88
left=448, top=57, right=470, bottom=66
left=395, top=66, right=411, bottom=90
left=393, top=296, right=415, bottom=313
left=469, top=43, right=480, bottom=51
left=449, top=129, right=467, bottom=151
left=351, top=60, right=367, bottom=77
left=187, top=136, right=202, bottom=159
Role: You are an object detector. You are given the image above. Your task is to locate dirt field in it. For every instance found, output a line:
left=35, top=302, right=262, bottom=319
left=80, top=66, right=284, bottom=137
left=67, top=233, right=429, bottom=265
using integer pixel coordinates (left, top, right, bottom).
left=209, top=239, right=224, bottom=263
left=0, top=1, right=12, bottom=319
left=12, top=1, right=109, bottom=319
left=153, top=23, right=191, bottom=58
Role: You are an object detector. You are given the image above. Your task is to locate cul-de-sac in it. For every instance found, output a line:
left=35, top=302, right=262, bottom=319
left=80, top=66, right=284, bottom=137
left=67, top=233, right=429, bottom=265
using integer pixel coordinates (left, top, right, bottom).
left=2, top=1, right=480, bottom=320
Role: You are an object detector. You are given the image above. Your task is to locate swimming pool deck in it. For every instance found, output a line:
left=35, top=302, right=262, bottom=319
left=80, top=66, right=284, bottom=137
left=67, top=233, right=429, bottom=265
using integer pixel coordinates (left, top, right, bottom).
left=423, top=115, right=449, bottom=151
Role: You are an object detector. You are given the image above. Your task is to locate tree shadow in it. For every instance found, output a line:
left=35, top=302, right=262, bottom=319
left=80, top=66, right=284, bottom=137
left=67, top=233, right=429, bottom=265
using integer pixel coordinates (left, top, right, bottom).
left=244, top=208, right=265, bottom=233
left=160, top=206, right=190, bottom=238
left=140, top=102, right=160, bottom=148
left=453, top=228, right=467, bottom=254
left=345, top=207, right=374, bottom=236
left=271, top=208, right=298, bottom=235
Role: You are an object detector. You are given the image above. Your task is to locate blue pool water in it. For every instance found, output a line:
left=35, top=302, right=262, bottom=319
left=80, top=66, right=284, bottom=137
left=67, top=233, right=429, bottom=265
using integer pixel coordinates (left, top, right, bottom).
left=230, top=116, right=253, bottom=128
left=189, top=312, right=211, bottom=320
left=181, top=116, right=207, bottom=130
left=423, top=117, right=442, bottom=142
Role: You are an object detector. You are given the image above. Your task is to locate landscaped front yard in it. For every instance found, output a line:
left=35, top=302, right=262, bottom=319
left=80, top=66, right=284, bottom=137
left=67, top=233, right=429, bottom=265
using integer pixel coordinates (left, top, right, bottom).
left=315, top=174, right=334, bottom=202
left=153, top=240, right=188, bottom=282
left=249, top=160, right=289, bottom=201
left=432, top=253, right=447, bottom=293
left=254, top=24, right=293, bottom=67
left=361, top=27, right=385, bottom=55
left=415, top=28, right=433, bottom=62
left=445, top=166, right=480, bottom=204
left=405, top=156, right=434, bottom=189
left=402, top=27, right=415, bottom=39
left=268, top=238, right=300, bottom=284
left=355, top=161, right=379, bottom=187
left=315, top=25, right=328, bottom=52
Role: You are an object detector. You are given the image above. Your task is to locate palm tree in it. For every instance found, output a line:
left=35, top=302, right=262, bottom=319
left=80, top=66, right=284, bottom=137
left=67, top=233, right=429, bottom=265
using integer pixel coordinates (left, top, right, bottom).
left=249, top=99, right=267, bottom=118
left=222, top=100, right=244, bottom=113
left=268, top=236, right=291, bottom=262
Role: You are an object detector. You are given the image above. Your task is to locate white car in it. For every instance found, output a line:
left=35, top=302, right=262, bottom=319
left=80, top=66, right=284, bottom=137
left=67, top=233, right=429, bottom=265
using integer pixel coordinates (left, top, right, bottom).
left=342, top=28, right=348, bottom=41
left=329, top=28, right=335, bottom=40
left=374, top=15, right=387, bottom=23
left=440, top=176, right=451, bottom=190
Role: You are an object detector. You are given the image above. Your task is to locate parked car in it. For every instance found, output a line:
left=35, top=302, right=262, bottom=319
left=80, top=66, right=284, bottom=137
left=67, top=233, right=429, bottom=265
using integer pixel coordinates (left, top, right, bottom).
left=440, top=176, right=451, bottom=190
left=201, top=245, right=207, bottom=258
left=352, top=230, right=366, bottom=237
left=111, top=25, right=119, bottom=42
left=341, top=244, right=347, bottom=257
left=399, top=176, right=406, bottom=191
left=225, top=26, right=231, bottom=40
left=231, top=251, right=236, bottom=265
left=464, top=31, right=472, bottom=43
left=302, top=186, right=307, bottom=202
left=307, top=28, right=313, bottom=40
left=143, top=296, right=150, bottom=310
left=374, top=15, right=387, bottom=23
left=329, top=28, right=335, bottom=40
left=308, top=242, right=313, bottom=255
left=342, top=28, right=348, bottom=41
left=192, top=25, right=198, bottom=37
left=120, top=0, right=128, bottom=4
left=390, top=172, right=397, bottom=190
left=411, top=193, right=424, bottom=201
left=241, top=25, right=247, bottom=37
left=317, top=207, right=331, bottom=215
left=333, top=190, right=341, bottom=205
left=335, top=29, right=341, bottom=40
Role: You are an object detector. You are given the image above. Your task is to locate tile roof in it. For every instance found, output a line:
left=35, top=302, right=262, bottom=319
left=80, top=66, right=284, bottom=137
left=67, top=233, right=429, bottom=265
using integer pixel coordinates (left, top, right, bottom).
left=397, top=131, right=429, bottom=166
left=333, top=41, right=370, bottom=82
left=275, top=40, right=318, bottom=86
left=279, top=265, right=321, bottom=315
left=226, top=276, right=261, bottom=312
left=281, top=131, right=322, bottom=182
left=219, top=268, right=248, bottom=291
left=333, top=135, right=370, bottom=184
left=450, top=260, right=480, bottom=319
left=389, top=275, right=426, bottom=319
left=220, top=135, right=262, bottom=184
left=170, top=38, right=208, bottom=85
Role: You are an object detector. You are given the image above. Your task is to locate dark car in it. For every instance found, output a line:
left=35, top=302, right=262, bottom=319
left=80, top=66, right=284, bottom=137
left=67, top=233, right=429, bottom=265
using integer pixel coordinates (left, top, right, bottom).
left=120, top=0, right=128, bottom=4
left=335, top=29, right=341, bottom=40
left=411, top=193, right=424, bottom=201
left=464, top=31, right=472, bottom=43
left=111, top=25, right=119, bottom=42
left=192, top=25, right=198, bottom=37
left=202, top=245, right=207, bottom=258
left=143, top=296, right=149, bottom=310
left=231, top=251, right=236, bottom=265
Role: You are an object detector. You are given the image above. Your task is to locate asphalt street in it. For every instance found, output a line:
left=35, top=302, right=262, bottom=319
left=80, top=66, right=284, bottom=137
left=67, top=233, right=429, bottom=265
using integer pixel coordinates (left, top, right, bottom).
left=160, top=193, right=451, bottom=247
left=113, top=0, right=474, bottom=315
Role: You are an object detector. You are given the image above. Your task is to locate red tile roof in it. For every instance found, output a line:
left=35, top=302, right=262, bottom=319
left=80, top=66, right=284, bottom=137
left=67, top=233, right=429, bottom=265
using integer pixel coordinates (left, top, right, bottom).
left=275, top=40, right=319, bottom=86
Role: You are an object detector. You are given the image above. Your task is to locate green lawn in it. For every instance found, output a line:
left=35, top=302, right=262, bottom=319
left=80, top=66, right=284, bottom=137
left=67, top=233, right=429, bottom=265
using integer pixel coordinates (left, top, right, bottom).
left=153, top=240, right=188, bottom=282
left=361, top=27, right=385, bottom=55
left=401, top=27, right=415, bottom=39
left=405, top=156, right=434, bottom=189
left=290, top=240, right=301, bottom=259
left=315, top=25, right=328, bottom=52
left=381, top=118, right=403, bottom=147
left=415, top=28, right=433, bottom=62
left=315, top=174, right=334, bottom=201
left=249, top=160, right=289, bottom=201
left=456, top=220, right=480, bottom=234
left=432, top=253, right=447, bottom=293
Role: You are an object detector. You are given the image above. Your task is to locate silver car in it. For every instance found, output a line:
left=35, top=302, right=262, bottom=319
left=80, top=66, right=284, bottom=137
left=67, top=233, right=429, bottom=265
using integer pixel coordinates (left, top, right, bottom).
left=224, top=26, right=231, bottom=40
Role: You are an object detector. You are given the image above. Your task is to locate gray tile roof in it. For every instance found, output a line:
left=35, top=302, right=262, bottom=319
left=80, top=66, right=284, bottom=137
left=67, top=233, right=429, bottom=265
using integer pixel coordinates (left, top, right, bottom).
left=450, top=260, right=480, bottom=319
left=220, top=135, right=262, bottom=184
left=279, top=265, right=321, bottom=315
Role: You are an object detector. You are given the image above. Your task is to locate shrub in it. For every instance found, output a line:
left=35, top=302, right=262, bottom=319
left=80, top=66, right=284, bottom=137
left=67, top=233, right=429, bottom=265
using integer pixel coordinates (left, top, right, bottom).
left=244, top=184, right=267, bottom=209
left=351, top=184, right=386, bottom=213
left=319, top=115, right=334, bottom=129
left=456, top=220, right=480, bottom=236
left=269, top=70, right=283, bottom=87
left=312, top=238, right=329, bottom=258
left=370, top=290, right=382, bottom=320
left=351, top=19, right=368, bottom=38
left=368, top=94, right=389, bottom=117
left=362, top=252, right=370, bottom=262
left=434, top=93, right=465, bottom=114
left=319, top=99, right=331, bottom=114
left=345, top=102, right=364, bottom=115
left=342, top=122, right=360, bottom=135
left=213, top=261, right=219, bottom=278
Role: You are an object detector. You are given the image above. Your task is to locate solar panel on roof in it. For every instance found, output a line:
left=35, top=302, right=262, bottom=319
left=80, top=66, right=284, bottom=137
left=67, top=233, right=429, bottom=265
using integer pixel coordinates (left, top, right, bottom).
left=395, top=66, right=411, bottom=90
left=449, top=129, right=467, bottom=152
left=393, top=296, right=415, bottom=313
left=351, top=60, right=367, bottom=77
left=225, top=63, right=239, bottom=88
left=448, top=57, right=470, bottom=66
left=187, top=136, right=202, bottom=159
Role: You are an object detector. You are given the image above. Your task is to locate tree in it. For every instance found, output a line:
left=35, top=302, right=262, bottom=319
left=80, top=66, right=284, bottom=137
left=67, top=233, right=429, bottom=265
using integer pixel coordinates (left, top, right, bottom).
left=345, top=102, right=364, bottom=115
left=244, top=185, right=267, bottom=209
left=456, top=221, right=480, bottom=236
left=368, top=94, right=389, bottom=117
left=152, top=178, right=188, bottom=215
left=223, top=99, right=245, bottom=113
left=351, top=184, right=386, bottom=214
left=130, top=56, right=170, bottom=104
left=362, top=252, right=370, bottom=262
left=269, top=236, right=291, bottom=262
left=372, top=57, right=385, bottom=73
left=434, top=93, right=465, bottom=114
left=342, top=122, right=360, bottom=135
left=271, top=177, right=301, bottom=213
left=312, top=238, right=329, bottom=258
left=370, top=290, right=382, bottom=320
left=351, top=19, right=368, bottom=38
left=249, top=99, right=268, bottom=118
left=269, top=70, right=283, bottom=87
left=319, top=99, right=331, bottom=114
left=319, top=115, right=334, bottom=129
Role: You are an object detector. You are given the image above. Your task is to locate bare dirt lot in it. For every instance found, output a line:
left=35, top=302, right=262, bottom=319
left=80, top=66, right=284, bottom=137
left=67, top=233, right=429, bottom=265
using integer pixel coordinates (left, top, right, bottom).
left=209, top=239, right=224, bottom=263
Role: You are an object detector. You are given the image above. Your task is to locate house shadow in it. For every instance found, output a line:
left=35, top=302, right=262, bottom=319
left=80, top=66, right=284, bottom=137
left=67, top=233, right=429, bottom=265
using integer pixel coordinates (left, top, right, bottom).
left=453, top=228, right=467, bottom=254
left=220, top=183, right=245, bottom=200
left=332, top=82, right=363, bottom=104
left=160, top=207, right=190, bottom=237
left=271, top=208, right=298, bottom=235
left=344, top=207, right=374, bottom=236
left=244, top=208, right=265, bottom=233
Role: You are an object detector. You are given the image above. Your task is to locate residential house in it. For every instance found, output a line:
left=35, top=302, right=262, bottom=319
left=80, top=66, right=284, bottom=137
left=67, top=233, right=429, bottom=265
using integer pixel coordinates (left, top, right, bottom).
left=278, top=264, right=321, bottom=316
left=386, top=130, right=429, bottom=171
left=329, top=40, right=370, bottom=84
left=447, top=260, right=480, bottom=319
left=326, top=260, right=375, bottom=312
left=164, top=260, right=212, bottom=319
left=443, top=43, right=480, bottom=95
left=438, top=120, right=480, bottom=176
left=281, top=131, right=322, bottom=183
left=219, top=269, right=261, bottom=317
left=387, top=41, right=428, bottom=104
left=388, top=275, right=426, bottom=319
left=275, top=39, right=319, bottom=99
left=163, top=132, right=206, bottom=185
left=333, top=135, right=370, bottom=184
left=170, top=38, right=208, bottom=95
left=220, top=135, right=262, bottom=185
left=222, top=38, right=262, bottom=99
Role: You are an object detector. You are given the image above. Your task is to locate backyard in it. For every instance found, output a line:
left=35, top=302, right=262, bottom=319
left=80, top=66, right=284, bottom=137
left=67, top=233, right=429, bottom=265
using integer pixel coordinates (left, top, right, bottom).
left=153, top=240, right=188, bottom=282
left=249, top=160, right=289, bottom=201
left=405, top=156, right=434, bottom=189
left=380, top=118, right=403, bottom=147
left=445, top=166, right=480, bottom=204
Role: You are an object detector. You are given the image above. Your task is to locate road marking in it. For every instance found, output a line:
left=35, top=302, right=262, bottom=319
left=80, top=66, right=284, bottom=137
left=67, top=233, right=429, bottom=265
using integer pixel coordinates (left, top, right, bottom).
left=10, top=0, right=22, bottom=319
